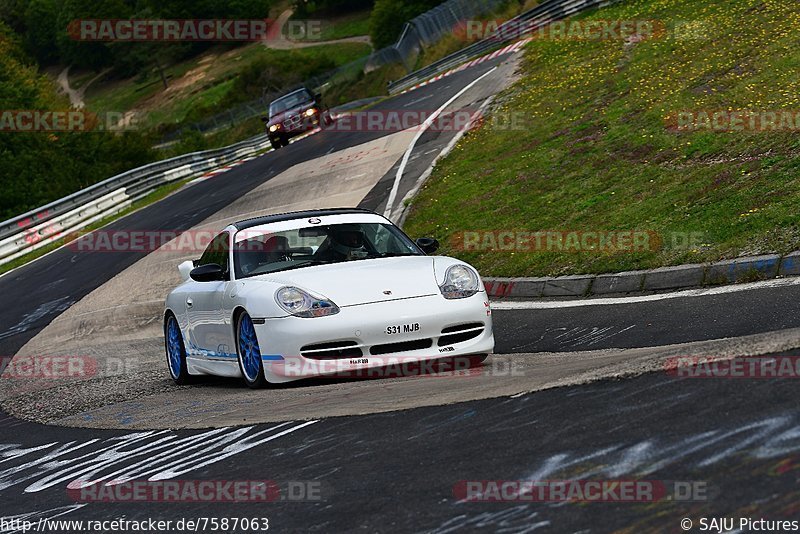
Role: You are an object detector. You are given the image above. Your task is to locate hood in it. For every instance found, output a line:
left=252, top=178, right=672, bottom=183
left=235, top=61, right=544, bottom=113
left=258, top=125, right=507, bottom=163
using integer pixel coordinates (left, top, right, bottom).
left=268, top=102, right=315, bottom=126
left=257, top=256, right=439, bottom=307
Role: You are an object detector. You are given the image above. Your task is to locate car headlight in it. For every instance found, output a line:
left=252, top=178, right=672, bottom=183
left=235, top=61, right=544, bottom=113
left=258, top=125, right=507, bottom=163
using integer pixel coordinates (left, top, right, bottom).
left=269, top=124, right=280, bottom=132
left=305, top=108, right=317, bottom=117
left=440, top=265, right=480, bottom=299
left=275, top=287, right=339, bottom=318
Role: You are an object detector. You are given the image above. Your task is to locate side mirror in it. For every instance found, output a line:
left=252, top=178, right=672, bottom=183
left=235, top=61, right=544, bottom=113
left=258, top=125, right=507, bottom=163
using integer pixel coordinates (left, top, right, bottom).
left=260, top=116, right=269, bottom=123
left=416, top=237, right=439, bottom=255
left=178, top=260, right=194, bottom=282
left=190, top=263, right=225, bottom=282
left=314, top=93, right=322, bottom=101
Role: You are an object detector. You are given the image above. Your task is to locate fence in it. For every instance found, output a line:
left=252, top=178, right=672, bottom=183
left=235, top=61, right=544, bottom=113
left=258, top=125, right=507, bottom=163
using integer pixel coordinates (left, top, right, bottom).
left=166, top=0, right=507, bottom=141
left=388, top=0, right=621, bottom=94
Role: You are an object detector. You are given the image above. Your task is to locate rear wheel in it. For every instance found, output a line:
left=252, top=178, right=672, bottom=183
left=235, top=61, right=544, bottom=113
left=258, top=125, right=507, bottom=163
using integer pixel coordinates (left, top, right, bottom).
left=165, top=314, right=191, bottom=385
left=236, top=312, right=268, bottom=389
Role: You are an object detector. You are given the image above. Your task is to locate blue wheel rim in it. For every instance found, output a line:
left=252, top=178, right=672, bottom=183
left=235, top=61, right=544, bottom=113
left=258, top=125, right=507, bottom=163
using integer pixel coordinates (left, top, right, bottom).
left=239, top=314, right=262, bottom=382
left=167, top=317, right=183, bottom=378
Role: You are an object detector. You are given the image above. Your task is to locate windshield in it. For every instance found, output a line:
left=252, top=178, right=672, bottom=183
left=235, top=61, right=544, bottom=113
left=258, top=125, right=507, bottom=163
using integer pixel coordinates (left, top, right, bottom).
left=269, top=90, right=313, bottom=117
left=233, top=222, right=422, bottom=278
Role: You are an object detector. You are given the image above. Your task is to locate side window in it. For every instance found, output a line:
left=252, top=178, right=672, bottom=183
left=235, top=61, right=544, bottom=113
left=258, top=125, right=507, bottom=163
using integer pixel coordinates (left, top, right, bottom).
left=198, top=232, right=230, bottom=275
left=373, top=225, right=415, bottom=255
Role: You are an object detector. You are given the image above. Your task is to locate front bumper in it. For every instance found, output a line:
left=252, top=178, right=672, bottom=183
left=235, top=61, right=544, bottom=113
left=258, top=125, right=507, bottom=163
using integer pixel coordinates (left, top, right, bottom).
left=255, top=293, right=494, bottom=383
left=270, top=113, right=322, bottom=138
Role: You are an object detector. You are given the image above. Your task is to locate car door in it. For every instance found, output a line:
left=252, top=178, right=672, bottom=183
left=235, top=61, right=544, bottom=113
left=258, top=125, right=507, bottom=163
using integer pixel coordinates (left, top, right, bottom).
left=186, top=231, right=232, bottom=359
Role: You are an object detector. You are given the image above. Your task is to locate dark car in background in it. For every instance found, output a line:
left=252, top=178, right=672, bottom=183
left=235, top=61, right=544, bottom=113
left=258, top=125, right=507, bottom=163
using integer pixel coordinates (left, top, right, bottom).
left=262, top=88, right=332, bottom=149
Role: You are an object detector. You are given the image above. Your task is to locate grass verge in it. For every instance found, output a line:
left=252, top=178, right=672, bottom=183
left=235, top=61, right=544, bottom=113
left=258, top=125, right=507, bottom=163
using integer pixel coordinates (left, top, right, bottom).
left=83, top=41, right=372, bottom=130
left=404, top=0, right=800, bottom=277
left=293, top=9, right=372, bottom=41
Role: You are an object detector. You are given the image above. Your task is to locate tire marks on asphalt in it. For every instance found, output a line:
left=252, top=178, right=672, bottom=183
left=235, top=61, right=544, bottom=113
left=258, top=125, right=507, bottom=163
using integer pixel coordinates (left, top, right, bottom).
left=0, top=421, right=318, bottom=494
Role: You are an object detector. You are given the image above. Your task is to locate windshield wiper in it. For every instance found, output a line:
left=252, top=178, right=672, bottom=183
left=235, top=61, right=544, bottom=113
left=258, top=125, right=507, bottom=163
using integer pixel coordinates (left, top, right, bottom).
left=257, top=260, right=333, bottom=275
left=378, top=252, right=422, bottom=258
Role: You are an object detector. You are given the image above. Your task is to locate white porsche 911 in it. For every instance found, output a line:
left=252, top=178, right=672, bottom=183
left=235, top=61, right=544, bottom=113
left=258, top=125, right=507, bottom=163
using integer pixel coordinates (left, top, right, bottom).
left=164, top=208, right=494, bottom=388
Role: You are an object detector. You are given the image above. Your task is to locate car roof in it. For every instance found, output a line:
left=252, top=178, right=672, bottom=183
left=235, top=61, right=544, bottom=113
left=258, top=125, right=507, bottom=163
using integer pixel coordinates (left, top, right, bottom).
left=233, top=208, right=378, bottom=231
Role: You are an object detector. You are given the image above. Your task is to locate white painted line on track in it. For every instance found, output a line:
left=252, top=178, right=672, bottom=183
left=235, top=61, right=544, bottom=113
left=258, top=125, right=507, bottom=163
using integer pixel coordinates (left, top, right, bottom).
left=490, top=276, right=800, bottom=310
left=394, top=94, right=496, bottom=224
left=383, top=66, right=498, bottom=219
left=404, top=94, right=434, bottom=108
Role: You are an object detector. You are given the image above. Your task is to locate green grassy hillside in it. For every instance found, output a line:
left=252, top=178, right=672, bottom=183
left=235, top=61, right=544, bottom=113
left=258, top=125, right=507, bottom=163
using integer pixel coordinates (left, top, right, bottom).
left=404, top=0, right=800, bottom=277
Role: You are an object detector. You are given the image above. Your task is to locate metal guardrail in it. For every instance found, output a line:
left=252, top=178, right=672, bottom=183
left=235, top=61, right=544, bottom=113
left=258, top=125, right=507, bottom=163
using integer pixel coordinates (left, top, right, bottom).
left=0, top=0, right=624, bottom=267
left=388, top=0, right=620, bottom=94
left=0, top=135, right=272, bottom=266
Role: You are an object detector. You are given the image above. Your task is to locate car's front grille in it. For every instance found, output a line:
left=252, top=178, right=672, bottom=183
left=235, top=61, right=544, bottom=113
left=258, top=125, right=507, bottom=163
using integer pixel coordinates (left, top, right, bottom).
left=283, top=114, right=302, bottom=129
left=301, top=341, right=362, bottom=360
left=370, top=338, right=433, bottom=356
left=438, top=323, right=485, bottom=346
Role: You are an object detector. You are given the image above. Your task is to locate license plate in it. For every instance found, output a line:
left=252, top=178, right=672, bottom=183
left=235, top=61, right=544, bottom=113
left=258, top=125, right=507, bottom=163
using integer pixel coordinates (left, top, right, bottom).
left=385, top=323, right=420, bottom=335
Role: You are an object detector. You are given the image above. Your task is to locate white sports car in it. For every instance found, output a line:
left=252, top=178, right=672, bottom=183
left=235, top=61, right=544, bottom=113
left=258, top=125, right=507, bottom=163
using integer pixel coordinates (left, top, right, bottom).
left=164, top=208, right=494, bottom=388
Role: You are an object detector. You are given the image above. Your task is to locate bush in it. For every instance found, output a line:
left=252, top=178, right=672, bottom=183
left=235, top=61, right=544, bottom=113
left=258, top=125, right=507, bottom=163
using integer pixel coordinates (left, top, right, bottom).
left=223, top=50, right=336, bottom=106
left=292, top=0, right=373, bottom=18
left=0, top=24, right=156, bottom=220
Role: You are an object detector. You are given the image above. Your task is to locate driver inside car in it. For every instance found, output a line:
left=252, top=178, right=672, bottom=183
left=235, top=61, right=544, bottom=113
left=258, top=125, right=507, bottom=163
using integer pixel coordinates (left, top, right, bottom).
left=317, top=226, right=371, bottom=262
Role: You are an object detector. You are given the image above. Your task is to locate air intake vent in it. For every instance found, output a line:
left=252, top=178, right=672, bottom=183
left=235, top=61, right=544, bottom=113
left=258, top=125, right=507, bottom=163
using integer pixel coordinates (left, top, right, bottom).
left=441, top=322, right=484, bottom=334
left=370, top=338, right=433, bottom=356
left=301, top=341, right=362, bottom=360
left=438, top=323, right=485, bottom=346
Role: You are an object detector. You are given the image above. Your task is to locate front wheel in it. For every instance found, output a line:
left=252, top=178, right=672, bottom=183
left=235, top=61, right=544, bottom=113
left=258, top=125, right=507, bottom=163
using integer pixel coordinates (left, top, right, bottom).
left=165, top=314, right=192, bottom=385
left=236, top=312, right=268, bottom=388
left=269, top=136, right=281, bottom=150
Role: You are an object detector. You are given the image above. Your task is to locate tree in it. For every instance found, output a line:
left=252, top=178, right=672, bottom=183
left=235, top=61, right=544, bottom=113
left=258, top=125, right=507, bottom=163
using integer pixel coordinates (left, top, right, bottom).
left=369, top=0, right=442, bottom=49
left=23, top=0, right=58, bottom=64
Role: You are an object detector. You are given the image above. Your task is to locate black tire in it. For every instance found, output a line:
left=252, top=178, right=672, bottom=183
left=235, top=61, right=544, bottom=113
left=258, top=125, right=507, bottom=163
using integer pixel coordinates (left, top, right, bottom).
left=269, top=137, right=281, bottom=150
left=165, top=313, right=192, bottom=385
left=235, top=312, right=269, bottom=389
left=280, top=135, right=290, bottom=147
